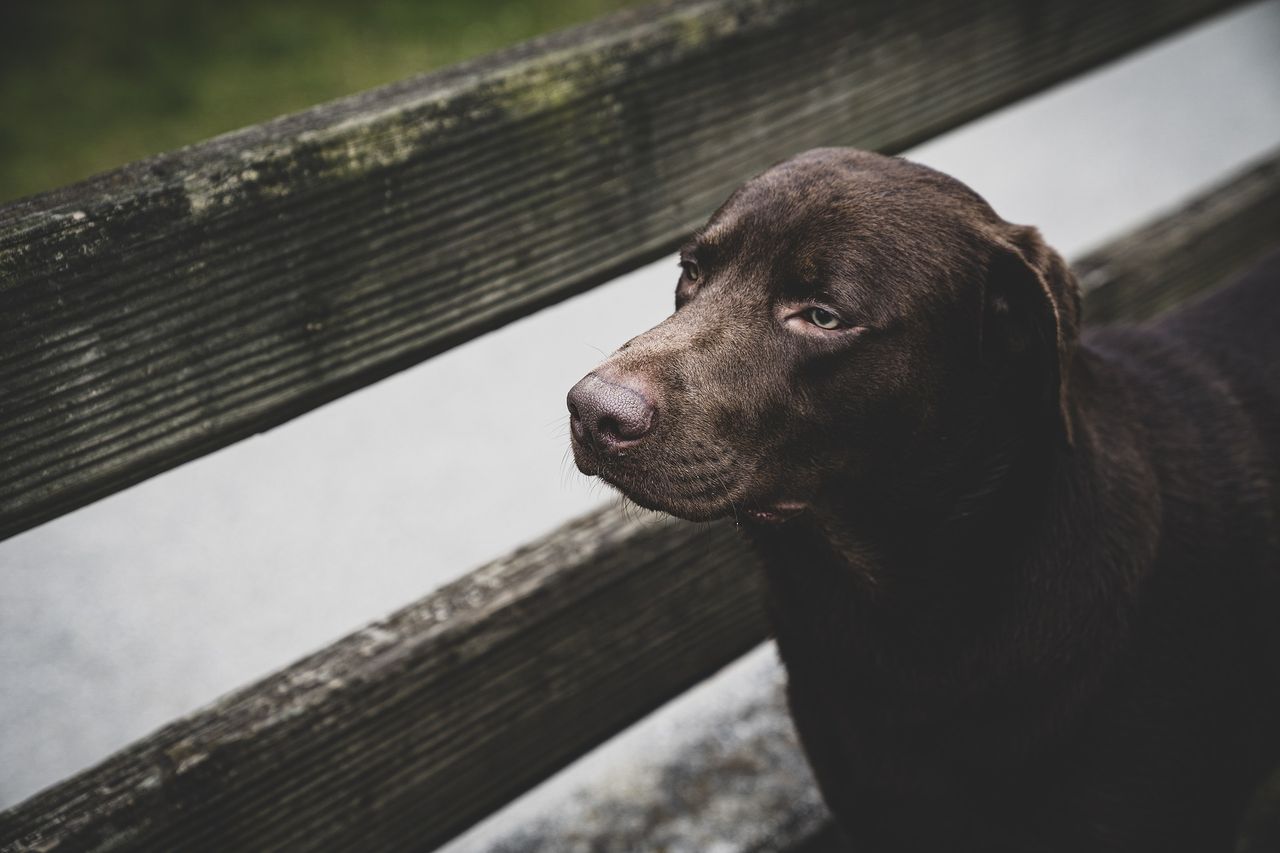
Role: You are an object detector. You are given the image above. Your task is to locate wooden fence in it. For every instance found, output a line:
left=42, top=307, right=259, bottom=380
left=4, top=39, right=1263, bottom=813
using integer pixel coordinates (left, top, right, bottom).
left=2, top=0, right=1277, bottom=849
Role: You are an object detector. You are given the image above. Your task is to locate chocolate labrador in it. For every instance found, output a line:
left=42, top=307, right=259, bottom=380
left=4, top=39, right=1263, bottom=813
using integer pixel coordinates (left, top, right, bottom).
left=567, top=148, right=1280, bottom=852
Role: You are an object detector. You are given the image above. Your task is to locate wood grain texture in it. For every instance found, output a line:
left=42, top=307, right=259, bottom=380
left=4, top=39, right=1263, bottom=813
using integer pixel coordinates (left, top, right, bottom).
left=0, top=0, right=1243, bottom=540
left=3, top=152, right=1278, bottom=851
left=0, top=509, right=765, bottom=852
left=1077, top=149, right=1280, bottom=324
left=470, top=646, right=833, bottom=853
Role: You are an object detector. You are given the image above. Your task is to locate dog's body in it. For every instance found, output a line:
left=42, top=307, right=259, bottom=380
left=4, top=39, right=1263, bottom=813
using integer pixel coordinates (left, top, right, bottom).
left=568, top=149, right=1280, bottom=851
left=752, top=259, right=1280, bottom=851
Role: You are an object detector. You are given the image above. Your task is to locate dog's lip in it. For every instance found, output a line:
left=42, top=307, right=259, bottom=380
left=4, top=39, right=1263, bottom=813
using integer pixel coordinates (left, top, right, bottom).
left=573, top=434, right=806, bottom=524
left=572, top=438, right=642, bottom=495
left=569, top=432, right=601, bottom=475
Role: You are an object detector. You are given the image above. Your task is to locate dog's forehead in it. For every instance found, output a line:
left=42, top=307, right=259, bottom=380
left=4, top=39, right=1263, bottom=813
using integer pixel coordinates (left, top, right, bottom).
left=696, top=151, right=1000, bottom=298
left=696, top=176, right=857, bottom=281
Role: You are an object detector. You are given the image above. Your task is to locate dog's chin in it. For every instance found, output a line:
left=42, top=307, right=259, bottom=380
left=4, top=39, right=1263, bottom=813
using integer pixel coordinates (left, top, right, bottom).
left=593, top=472, right=730, bottom=522
left=619, top=488, right=731, bottom=523
left=573, top=440, right=808, bottom=524
left=593, top=467, right=807, bottom=525
left=621, top=491, right=808, bottom=525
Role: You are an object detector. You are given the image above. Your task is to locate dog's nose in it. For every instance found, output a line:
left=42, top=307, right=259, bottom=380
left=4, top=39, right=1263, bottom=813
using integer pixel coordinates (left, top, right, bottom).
left=567, top=373, right=656, bottom=450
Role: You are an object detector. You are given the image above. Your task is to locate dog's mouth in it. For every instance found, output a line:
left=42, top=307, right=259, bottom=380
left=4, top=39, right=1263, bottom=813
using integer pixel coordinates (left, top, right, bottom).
left=572, top=432, right=807, bottom=524
left=577, top=449, right=733, bottom=522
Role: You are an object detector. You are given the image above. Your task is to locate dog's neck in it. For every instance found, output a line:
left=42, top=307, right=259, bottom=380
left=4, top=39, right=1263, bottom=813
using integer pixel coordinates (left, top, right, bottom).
left=811, top=376, right=1058, bottom=577
left=746, top=413, right=1058, bottom=690
left=746, top=346, right=1160, bottom=687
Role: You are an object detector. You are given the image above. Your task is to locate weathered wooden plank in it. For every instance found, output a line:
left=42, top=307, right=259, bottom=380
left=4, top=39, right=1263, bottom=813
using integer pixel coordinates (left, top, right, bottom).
left=4, top=152, right=1278, bottom=853
left=0, top=0, right=1245, bottom=540
left=0, top=509, right=765, bottom=852
left=1077, top=150, right=1280, bottom=324
left=457, top=646, right=833, bottom=853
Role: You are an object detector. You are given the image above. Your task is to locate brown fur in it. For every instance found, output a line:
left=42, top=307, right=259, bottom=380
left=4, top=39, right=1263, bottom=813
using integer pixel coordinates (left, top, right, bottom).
left=568, top=148, right=1280, bottom=851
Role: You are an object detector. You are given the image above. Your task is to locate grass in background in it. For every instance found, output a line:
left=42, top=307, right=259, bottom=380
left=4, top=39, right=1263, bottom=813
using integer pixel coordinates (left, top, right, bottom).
left=0, top=0, right=639, bottom=203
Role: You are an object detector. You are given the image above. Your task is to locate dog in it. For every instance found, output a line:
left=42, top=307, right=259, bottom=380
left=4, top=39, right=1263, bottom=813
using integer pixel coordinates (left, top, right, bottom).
left=567, top=148, right=1280, bottom=851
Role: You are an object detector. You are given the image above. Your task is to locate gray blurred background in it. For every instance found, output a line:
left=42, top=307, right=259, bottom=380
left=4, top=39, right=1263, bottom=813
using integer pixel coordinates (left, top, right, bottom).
left=2, top=0, right=1279, bottom=826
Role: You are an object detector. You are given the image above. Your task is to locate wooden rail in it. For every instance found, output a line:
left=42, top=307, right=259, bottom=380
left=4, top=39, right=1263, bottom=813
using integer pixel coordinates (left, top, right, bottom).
left=0, top=0, right=1243, bottom=540
left=1075, top=151, right=1280, bottom=323
left=4, top=146, right=1277, bottom=852
left=0, top=511, right=764, bottom=852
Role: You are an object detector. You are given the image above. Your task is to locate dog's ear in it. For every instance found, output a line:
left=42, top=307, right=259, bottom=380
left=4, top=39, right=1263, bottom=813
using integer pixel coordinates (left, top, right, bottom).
left=981, top=225, right=1081, bottom=447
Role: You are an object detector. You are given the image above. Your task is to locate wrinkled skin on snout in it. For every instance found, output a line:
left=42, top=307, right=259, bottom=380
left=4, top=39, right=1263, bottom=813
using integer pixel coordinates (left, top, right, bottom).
left=568, top=148, right=1073, bottom=525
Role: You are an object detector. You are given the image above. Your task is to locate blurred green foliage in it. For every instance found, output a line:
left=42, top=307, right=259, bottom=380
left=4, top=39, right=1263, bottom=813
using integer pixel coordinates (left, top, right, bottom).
left=0, top=0, right=638, bottom=203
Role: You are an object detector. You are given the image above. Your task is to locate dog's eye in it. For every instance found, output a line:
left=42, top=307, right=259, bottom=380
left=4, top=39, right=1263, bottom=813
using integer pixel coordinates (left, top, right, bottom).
left=680, top=259, right=701, bottom=282
left=806, top=307, right=843, bottom=330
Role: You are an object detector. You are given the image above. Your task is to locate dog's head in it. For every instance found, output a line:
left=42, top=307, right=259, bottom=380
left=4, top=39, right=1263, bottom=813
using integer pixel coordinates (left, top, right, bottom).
left=568, top=148, right=1080, bottom=524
